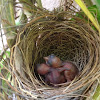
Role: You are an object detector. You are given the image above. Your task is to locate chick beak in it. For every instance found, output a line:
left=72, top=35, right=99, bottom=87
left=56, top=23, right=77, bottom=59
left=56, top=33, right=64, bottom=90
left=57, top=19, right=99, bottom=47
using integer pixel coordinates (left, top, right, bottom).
left=43, top=57, right=49, bottom=61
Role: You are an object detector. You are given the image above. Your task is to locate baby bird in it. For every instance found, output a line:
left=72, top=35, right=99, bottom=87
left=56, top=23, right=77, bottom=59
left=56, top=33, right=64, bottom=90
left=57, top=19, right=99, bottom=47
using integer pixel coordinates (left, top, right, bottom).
left=58, top=61, right=79, bottom=82
left=45, top=68, right=66, bottom=85
left=37, top=63, right=50, bottom=75
left=44, top=54, right=62, bottom=68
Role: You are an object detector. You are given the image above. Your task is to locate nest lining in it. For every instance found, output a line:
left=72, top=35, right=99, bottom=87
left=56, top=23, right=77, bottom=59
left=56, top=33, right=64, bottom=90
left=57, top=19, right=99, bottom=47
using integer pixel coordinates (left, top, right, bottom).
left=10, top=14, right=100, bottom=99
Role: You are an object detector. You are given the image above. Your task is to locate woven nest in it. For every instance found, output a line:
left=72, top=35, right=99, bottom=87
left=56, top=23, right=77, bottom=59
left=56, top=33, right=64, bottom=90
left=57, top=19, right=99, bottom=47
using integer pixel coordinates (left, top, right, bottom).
left=10, top=12, right=100, bottom=100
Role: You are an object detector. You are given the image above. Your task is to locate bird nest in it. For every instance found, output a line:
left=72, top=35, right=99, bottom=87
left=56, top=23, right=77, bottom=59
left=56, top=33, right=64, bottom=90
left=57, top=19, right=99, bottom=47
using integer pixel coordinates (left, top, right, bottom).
left=10, top=12, right=100, bottom=100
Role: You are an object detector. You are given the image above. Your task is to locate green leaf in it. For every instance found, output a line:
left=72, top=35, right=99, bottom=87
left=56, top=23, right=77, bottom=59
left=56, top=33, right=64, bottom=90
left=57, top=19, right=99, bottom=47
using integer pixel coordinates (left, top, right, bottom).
left=74, top=0, right=100, bottom=33
left=88, top=5, right=100, bottom=24
left=6, top=51, right=10, bottom=57
left=0, top=60, right=4, bottom=69
left=93, top=84, right=100, bottom=100
left=83, top=0, right=93, bottom=7
left=95, top=0, right=100, bottom=12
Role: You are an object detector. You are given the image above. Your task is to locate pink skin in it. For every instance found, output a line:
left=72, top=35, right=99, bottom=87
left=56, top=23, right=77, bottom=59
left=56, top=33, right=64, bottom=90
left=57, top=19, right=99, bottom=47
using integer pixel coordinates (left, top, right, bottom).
left=37, top=63, right=66, bottom=84
left=37, top=63, right=50, bottom=75
left=44, top=55, right=62, bottom=68
left=45, top=68, right=66, bottom=84
left=38, top=55, right=79, bottom=84
left=57, top=61, right=79, bottom=82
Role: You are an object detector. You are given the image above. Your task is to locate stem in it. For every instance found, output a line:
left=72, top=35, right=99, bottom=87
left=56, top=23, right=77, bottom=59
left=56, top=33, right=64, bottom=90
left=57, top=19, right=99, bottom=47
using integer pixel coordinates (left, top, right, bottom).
left=0, top=0, right=16, bottom=48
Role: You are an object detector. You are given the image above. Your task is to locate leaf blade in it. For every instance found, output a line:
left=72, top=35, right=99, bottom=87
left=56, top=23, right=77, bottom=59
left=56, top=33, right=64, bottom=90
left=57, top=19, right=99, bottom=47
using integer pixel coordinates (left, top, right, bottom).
left=75, top=0, right=100, bottom=33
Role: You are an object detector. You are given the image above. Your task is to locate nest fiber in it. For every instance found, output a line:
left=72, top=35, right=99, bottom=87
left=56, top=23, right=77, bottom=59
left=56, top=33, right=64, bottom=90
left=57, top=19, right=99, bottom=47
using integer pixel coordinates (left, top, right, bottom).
left=11, top=12, right=100, bottom=100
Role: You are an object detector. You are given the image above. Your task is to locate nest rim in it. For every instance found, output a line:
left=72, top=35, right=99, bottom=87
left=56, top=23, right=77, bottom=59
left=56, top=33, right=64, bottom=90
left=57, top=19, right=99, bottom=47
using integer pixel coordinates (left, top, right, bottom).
left=10, top=13, right=100, bottom=99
